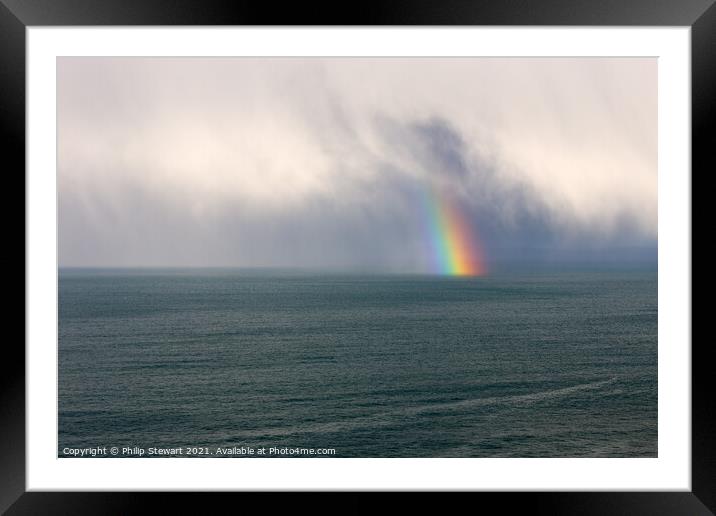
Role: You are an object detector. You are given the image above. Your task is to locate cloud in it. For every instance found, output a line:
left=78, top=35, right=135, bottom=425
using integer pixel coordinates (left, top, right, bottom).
left=57, top=57, right=656, bottom=269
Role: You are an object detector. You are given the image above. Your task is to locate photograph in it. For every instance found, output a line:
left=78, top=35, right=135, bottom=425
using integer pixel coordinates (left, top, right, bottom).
left=57, top=56, right=658, bottom=459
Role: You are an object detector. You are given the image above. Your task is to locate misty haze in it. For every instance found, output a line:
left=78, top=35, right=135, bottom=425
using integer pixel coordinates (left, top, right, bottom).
left=58, top=57, right=656, bottom=270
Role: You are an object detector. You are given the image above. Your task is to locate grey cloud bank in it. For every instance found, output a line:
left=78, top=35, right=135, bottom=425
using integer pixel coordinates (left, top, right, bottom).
left=58, top=57, right=656, bottom=270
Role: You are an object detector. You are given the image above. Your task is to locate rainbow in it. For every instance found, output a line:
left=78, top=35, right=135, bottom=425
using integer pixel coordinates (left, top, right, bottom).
left=424, top=188, right=486, bottom=276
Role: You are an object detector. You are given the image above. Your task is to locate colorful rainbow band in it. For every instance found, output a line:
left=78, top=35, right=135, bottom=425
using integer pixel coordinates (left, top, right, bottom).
left=424, top=188, right=486, bottom=276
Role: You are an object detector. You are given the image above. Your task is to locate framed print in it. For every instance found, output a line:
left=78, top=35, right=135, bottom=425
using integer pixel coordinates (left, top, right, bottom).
left=5, top=0, right=711, bottom=513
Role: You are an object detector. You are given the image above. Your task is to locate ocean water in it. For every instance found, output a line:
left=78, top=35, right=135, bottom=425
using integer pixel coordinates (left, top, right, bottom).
left=58, top=269, right=657, bottom=457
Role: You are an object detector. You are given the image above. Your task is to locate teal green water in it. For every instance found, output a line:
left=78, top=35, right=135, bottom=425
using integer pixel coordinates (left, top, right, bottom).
left=58, top=269, right=657, bottom=457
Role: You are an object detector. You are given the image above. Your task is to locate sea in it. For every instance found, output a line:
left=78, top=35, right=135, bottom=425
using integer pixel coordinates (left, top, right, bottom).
left=58, top=268, right=657, bottom=458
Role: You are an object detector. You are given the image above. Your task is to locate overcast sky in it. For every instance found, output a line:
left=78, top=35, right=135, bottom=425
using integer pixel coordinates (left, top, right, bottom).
left=58, top=57, right=657, bottom=270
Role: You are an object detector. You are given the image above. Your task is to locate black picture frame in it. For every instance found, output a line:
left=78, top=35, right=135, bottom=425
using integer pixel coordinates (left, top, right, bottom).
left=5, top=0, right=710, bottom=513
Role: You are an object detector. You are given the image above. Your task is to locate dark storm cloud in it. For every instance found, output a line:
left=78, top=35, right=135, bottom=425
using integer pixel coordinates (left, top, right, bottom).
left=369, top=114, right=655, bottom=268
left=411, top=118, right=471, bottom=180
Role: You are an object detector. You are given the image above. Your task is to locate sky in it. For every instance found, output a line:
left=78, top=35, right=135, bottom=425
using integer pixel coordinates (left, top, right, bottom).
left=57, top=57, right=657, bottom=272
